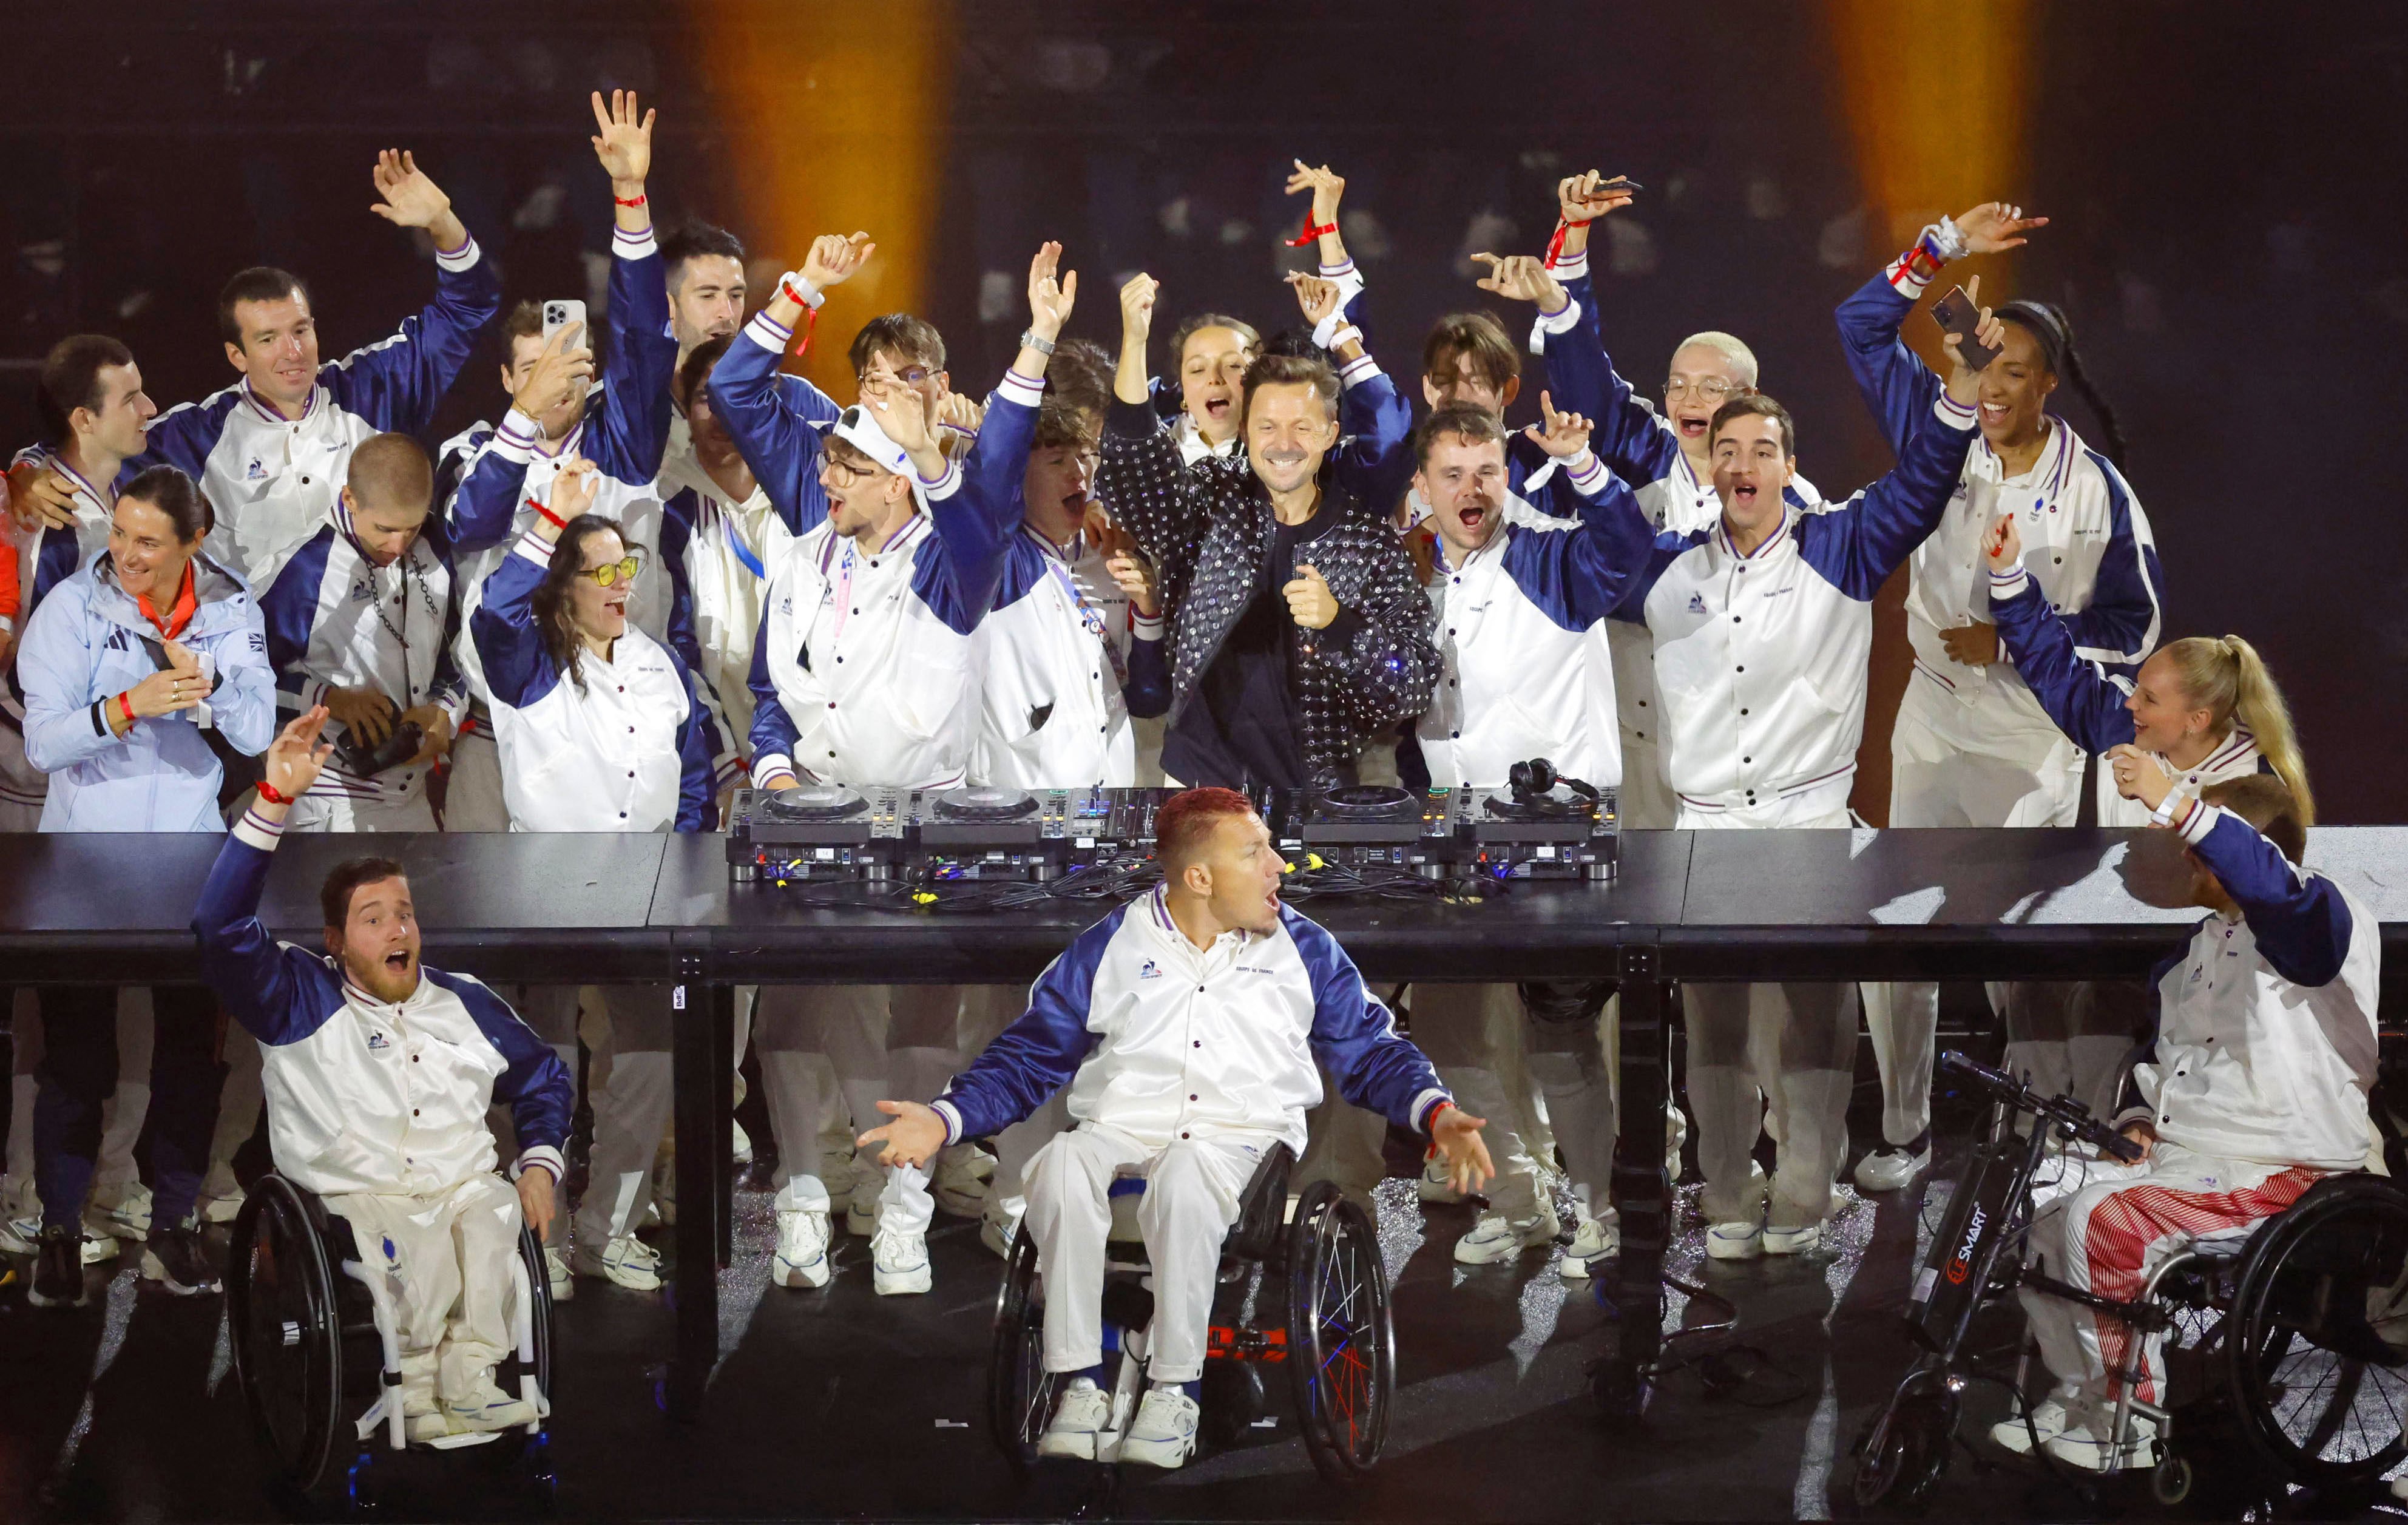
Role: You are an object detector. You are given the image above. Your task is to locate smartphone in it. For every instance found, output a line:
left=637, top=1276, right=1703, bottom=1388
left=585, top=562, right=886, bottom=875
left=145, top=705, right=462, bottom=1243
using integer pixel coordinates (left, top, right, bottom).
left=541, top=299, right=587, bottom=345
left=1592, top=175, right=1643, bottom=194
left=1930, top=285, right=2000, bottom=371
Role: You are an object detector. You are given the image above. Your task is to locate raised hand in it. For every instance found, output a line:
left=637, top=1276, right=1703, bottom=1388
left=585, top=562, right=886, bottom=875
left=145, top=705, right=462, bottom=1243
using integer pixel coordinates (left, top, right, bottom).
left=1523, top=389, right=1594, bottom=460
left=1939, top=275, right=2006, bottom=402
left=1953, top=201, right=2048, bottom=256
left=1982, top=510, right=2023, bottom=570
left=1432, top=1104, right=1495, bottom=1196
left=856, top=1099, right=949, bottom=1171
left=1471, top=251, right=1565, bottom=311
left=1106, top=550, right=1160, bottom=618
left=1282, top=563, right=1339, bottom=631
left=937, top=390, right=985, bottom=441
left=262, top=706, right=336, bottom=803
left=800, top=232, right=876, bottom=291
left=589, top=89, right=656, bottom=187
left=512, top=322, right=596, bottom=422
left=1283, top=159, right=1346, bottom=227
left=864, top=380, right=941, bottom=475
left=1026, top=240, right=1078, bottom=339
left=369, top=150, right=452, bottom=231
left=1286, top=271, right=1342, bottom=329
left=543, top=458, right=603, bottom=536
left=1118, top=272, right=1159, bottom=344
left=1558, top=169, right=1636, bottom=225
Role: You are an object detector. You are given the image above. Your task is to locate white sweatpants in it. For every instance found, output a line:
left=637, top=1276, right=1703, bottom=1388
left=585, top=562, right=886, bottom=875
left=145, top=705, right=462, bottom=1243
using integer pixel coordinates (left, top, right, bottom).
left=523, top=986, right=673, bottom=1247
left=1408, top=984, right=1547, bottom=1221
left=1678, top=791, right=1858, bottom=1228
left=1026, top=1124, right=1264, bottom=1384
left=441, top=726, right=512, bottom=831
left=1522, top=984, right=1625, bottom=1228
left=2021, top=1144, right=2320, bottom=1418
left=325, top=1174, right=526, bottom=1417
left=283, top=788, right=441, bottom=834
left=1873, top=672, right=2086, bottom=1146
left=755, top=984, right=953, bottom=1233
left=200, top=1028, right=268, bottom=1208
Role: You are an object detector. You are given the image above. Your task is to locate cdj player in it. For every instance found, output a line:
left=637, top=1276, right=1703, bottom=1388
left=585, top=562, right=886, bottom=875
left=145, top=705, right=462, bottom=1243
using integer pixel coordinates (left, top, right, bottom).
left=726, top=785, right=1163, bottom=883
left=725, top=785, right=908, bottom=882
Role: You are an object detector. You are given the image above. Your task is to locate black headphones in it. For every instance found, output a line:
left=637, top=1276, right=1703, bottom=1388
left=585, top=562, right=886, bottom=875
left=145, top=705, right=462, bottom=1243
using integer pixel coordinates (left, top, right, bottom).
left=1509, top=757, right=1558, bottom=800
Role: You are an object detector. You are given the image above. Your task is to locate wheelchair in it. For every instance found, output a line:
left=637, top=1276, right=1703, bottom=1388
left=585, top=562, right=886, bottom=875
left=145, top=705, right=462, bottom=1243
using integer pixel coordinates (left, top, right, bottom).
left=987, top=1142, right=1397, bottom=1484
left=1850, top=1052, right=2408, bottom=1512
left=225, top=1171, right=555, bottom=1511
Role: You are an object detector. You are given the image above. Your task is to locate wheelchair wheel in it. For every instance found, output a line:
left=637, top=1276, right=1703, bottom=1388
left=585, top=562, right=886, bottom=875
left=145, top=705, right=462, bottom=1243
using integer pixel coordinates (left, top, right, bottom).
left=987, top=1224, right=1060, bottom=1473
left=1283, top=1182, right=1394, bottom=1484
left=1847, top=1368, right=1954, bottom=1512
left=481, top=1220, right=557, bottom=1469
left=226, top=1174, right=348, bottom=1500
left=2224, top=1175, right=2408, bottom=1488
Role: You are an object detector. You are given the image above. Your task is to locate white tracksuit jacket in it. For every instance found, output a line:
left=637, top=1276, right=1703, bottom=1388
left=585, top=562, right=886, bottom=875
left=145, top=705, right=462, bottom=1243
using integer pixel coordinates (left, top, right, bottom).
left=930, top=884, right=1451, bottom=1157
left=195, top=819, right=573, bottom=1196
left=17, top=550, right=276, bottom=831
left=136, top=237, right=501, bottom=590
left=1603, top=392, right=1978, bottom=817
left=1987, top=559, right=2268, bottom=827
left=2119, top=802, right=2379, bottom=1173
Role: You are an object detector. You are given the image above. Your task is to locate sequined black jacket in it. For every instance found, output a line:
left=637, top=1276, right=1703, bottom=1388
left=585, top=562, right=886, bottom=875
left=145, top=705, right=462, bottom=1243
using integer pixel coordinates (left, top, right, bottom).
left=1098, top=402, right=1436, bottom=782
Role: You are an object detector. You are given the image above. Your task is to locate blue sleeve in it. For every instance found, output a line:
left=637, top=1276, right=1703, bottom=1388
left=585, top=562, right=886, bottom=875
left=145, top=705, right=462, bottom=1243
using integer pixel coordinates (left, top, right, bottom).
left=1121, top=631, right=1170, bottom=720
left=441, top=427, right=527, bottom=555
left=911, top=429, right=1021, bottom=638
left=26, top=524, right=86, bottom=626
left=2188, top=811, right=2356, bottom=988
left=1504, top=465, right=1664, bottom=629
left=707, top=318, right=828, bottom=526
left=2057, top=456, right=2165, bottom=669
left=1331, top=367, right=1414, bottom=515
left=581, top=243, right=677, bottom=485
left=131, top=393, right=242, bottom=482
left=469, top=537, right=564, bottom=710
left=778, top=371, right=845, bottom=427
left=1834, top=268, right=1944, bottom=458
left=207, top=593, right=279, bottom=757
left=1544, top=272, right=1685, bottom=491
left=960, top=371, right=1046, bottom=550
left=935, top=909, right=1125, bottom=1141
left=1988, top=572, right=2139, bottom=754
left=322, top=241, right=504, bottom=433
left=1290, top=913, right=1448, bottom=1131
left=660, top=492, right=705, bottom=674
left=1795, top=397, right=1980, bottom=600
left=745, top=603, right=800, bottom=763
left=192, top=833, right=342, bottom=1047
left=668, top=645, right=714, bottom=832
left=262, top=532, right=331, bottom=711
left=435, top=970, right=573, bottom=1166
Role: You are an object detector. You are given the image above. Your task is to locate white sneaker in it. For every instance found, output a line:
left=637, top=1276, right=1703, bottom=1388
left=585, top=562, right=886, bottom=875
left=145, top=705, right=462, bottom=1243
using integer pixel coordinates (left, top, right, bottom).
left=1854, top=1139, right=1933, bottom=1193
left=775, top=1208, right=832, bottom=1288
left=1120, top=1385, right=1200, bottom=1469
left=871, top=1226, right=932, bottom=1296
left=1037, top=1378, right=1112, bottom=1459
left=1705, top=1219, right=1764, bottom=1260
left=1989, top=1393, right=2075, bottom=1455
left=1764, top=1219, right=1826, bottom=1256
left=731, top=1117, right=754, bottom=1169
left=544, top=1245, right=573, bottom=1303
left=572, top=1233, right=663, bottom=1291
left=86, top=1181, right=152, bottom=1239
left=406, top=1409, right=461, bottom=1444
left=446, top=1377, right=538, bottom=1432
left=2044, top=1413, right=2159, bottom=1472
left=1453, top=1204, right=1561, bottom=1265
left=1415, top=1154, right=1465, bottom=1205
left=934, top=1148, right=993, bottom=1219
left=1558, top=1215, right=1620, bottom=1280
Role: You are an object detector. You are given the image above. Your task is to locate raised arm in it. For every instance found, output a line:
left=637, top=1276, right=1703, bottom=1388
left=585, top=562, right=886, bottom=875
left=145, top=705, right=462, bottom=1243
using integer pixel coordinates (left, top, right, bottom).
left=2060, top=459, right=2165, bottom=670
left=468, top=461, right=598, bottom=711
left=580, top=90, right=676, bottom=485
left=1837, top=203, right=2048, bottom=455
left=194, top=709, right=342, bottom=1046
left=323, top=151, right=502, bottom=432
left=2171, top=804, right=2359, bottom=993
left=708, top=231, right=876, bottom=521
left=1983, top=513, right=2139, bottom=754
left=1476, top=247, right=1682, bottom=491
left=1506, top=396, right=1662, bottom=626
left=439, top=326, right=592, bottom=554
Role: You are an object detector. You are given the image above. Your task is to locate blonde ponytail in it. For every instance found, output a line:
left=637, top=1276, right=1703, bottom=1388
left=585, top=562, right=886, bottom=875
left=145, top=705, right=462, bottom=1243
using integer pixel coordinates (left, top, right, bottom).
left=2159, top=634, right=2314, bottom=824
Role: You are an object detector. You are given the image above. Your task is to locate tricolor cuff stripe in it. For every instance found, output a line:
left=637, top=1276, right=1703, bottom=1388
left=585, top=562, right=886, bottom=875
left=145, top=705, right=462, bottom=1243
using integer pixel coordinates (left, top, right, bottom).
left=611, top=225, right=659, bottom=260
left=1131, top=610, right=1166, bottom=640
left=1336, top=354, right=1379, bottom=390
left=514, top=1146, right=566, bottom=1185
left=1988, top=561, right=2031, bottom=600
left=2174, top=798, right=2219, bottom=847
left=712, top=755, right=749, bottom=790
left=996, top=368, right=1047, bottom=409
left=751, top=753, right=796, bottom=790
left=1548, top=249, right=1590, bottom=281
left=512, top=529, right=555, bottom=570
left=233, top=808, right=285, bottom=851
left=1885, top=240, right=1944, bottom=297
left=1317, top=257, right=1357, bottom=279
left=1933, top=393, right=1977, bottom=430
left=1565, top=450, right=1607, bottom=495
left=918, top=461, right=962, bottom=501
left=492, top=410, right=543, bottom=464
left=1536, top=297, right=1583, bottom=337
left=1413, top=1089, right=1453, bottom=1134
left=435, top=236, right=482, bottom=273
left=932, top=1099, right=966, bottom=1147
left=744, top=311, right=792, bottom=351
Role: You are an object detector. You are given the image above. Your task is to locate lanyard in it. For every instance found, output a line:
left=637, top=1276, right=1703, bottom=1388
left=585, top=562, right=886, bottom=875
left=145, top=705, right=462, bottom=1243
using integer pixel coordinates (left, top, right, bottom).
left=723, top=510, right=766, bottom=581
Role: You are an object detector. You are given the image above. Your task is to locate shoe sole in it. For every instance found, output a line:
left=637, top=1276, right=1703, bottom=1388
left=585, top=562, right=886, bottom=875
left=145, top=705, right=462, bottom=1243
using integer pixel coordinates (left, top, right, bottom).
left=1118, top=1439, right=1195, bottom=1469
left=140, top=1251, right=220, bottom=1295
left=776, top=1258, right=831, bottom=1289
left=25, top=1285, right=91, bottom=1309
left=1705, top=1236, right=1762, bottom=1261
left=1037, top=1434, right=1100, bottom=1461
left=1763, top=1236, right=1821, bottom=1256
left=873, top=1272, right=932, bottom=1296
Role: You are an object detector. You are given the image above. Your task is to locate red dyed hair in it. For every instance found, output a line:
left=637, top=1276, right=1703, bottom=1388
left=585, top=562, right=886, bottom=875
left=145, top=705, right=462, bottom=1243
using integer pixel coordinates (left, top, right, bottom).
left=1153, top=787, right=1256, bottom=870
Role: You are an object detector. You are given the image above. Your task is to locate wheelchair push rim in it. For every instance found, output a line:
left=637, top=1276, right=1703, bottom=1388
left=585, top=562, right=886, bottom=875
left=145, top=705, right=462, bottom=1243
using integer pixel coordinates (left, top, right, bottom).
left=2225, top=1175, right=2408, bottom=1487
left=988, top=1225, right=1061, bottom=1472
left=227, top=1175, right=347, bottom=1497
left=1283, top=1182, right=1395, bottom=1484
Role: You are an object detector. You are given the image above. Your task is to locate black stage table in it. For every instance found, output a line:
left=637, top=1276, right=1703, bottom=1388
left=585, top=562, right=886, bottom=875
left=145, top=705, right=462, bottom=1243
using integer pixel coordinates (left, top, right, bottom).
left=5, top=826, right=2402, bottom=1422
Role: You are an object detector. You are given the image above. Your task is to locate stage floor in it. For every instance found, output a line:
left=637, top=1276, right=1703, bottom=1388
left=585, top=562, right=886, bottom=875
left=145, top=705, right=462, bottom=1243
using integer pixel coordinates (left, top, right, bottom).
left=4, top=1072, right=2403, bottom=1523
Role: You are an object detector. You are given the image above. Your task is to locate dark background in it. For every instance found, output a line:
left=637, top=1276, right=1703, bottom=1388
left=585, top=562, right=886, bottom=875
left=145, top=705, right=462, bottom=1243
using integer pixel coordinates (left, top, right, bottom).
left=2, top=1, right=2401, bottom=822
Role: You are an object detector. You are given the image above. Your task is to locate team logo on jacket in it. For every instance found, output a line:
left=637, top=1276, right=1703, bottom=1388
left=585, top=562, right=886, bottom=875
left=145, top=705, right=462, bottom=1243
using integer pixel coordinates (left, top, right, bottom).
left=367, top=1032, right=391, bottom=1050
left=350, top=579, right=374, bottom=604
left=1686, top=593, right=1708, bottom=614
left=1138, top=959, right=1160, bottom=979
left=246, top=459, right=268, bottom=481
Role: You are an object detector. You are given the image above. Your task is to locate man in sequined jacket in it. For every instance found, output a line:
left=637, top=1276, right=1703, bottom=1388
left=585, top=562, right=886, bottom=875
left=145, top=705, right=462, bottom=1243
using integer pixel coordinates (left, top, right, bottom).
left=1098, top=273, right=1435, bottom=790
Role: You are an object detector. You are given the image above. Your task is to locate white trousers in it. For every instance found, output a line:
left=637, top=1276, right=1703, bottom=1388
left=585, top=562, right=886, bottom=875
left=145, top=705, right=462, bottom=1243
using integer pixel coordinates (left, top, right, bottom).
left=754, top=984, right=952, bottom=1231
left=1678, top=794, right=1858, bottom=1227
left=325, top=1174, right=525, bottom=1416
left=1408, top=984, right=1547, bottom=1220
left=442, top=727, right=513, bottom=832
left=1026, top=1124, right=1263, bottom=1384
left=523, top=985, right=673, bottom=1246
left=283, top=788, right=440, bottom=834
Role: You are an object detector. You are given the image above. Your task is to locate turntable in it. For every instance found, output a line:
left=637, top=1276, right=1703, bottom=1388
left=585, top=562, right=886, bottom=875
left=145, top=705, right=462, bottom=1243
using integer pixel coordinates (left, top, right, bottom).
left=918, top=786, right=1044, bottom=848
left=1436, top=759, right=1618, bottom=879
left=725, top=785, right=908, bottom=881
left=1300, top=785, right=1430, bottom=846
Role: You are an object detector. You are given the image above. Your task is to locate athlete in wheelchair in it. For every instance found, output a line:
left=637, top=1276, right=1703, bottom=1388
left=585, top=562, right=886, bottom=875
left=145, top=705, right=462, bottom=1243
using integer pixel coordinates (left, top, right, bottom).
left=1853, top=774, right=2392, bottom=1508
left=859, top=788, right=1494, bottom=1475
left=194, top=711, right=574, bottom=1500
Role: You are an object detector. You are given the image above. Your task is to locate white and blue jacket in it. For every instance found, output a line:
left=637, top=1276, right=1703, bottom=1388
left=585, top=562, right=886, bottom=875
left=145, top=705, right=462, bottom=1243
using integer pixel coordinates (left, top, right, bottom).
left=261, top=503, right=466, bottom=813
left=1413, top=449, right=1652, bottom=791
left=2123, top=804, right=2378, bottom=1172
left=441, top=225, right=678, bottom=708
left=1986, top=559, right=2266, bottom=827
left=661, top=472, right=806, bottom=797
left=1838, top=236, right=2163, bottom=720
left=195, top=821, right=573, bottom=1197
left=728, top=316, right=1019, bottom=790
left=468, top=527, right=712, bottom=833
left=3, top=447, right=118, bottom=816
left=136, top=236, right=501, bottom=590
left=18, top=550, right=275, bottom=831
left=1605, top=393, right=1979, bottom=814
left=930, top=886, right=1450, bottom=1157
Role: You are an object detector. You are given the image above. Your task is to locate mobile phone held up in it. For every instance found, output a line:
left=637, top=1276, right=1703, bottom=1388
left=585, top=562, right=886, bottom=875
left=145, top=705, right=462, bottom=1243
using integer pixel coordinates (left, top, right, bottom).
left=542, top=299, right=587, bottom=347
left=1929, top=285, right=2001, bottom=371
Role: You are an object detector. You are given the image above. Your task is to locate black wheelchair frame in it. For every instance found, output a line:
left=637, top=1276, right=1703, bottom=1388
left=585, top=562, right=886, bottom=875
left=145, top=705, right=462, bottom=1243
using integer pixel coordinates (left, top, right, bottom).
left=224, top=1171, right=556, bottom=1512
left=987, top=1141, right=1398, bottom=1485
left=1851, top=1051, right=2408, bottom=1512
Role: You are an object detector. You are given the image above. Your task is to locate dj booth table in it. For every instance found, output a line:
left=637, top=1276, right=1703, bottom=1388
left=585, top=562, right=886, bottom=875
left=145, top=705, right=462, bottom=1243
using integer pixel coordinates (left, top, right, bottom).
left=4, top=826, right=2404, bottom=1422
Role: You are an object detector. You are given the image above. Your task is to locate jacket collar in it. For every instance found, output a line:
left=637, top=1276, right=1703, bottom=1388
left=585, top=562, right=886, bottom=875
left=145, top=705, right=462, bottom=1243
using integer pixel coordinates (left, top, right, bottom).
left=90, top=550, right=251, bottom=633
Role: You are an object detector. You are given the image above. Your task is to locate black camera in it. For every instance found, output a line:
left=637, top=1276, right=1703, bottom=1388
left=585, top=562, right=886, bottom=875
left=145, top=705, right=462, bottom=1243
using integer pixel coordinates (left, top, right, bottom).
left=333, top=720, right=425, bottom=778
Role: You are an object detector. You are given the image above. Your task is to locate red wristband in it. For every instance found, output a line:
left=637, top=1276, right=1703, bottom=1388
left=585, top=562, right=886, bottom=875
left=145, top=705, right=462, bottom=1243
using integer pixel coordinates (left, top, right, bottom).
left=1544, top=217, right=1571, bottom=269
left=780, top=300, right=821, bottom=358
left=614, top=192, right=647, bottom=208
left=1283, top=217, right=1338, bottom=249
left=117, top=691, right=135, bottom=727
left=528, top=495, right=567, bottom=530
left=256, top=780, right=294, bottom=806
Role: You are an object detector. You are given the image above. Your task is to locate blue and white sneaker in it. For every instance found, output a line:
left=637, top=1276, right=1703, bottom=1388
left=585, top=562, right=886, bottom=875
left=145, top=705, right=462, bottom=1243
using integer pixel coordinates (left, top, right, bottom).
left=1120, top=1385, right=1200, bottom=1469
left=871, top=1226, right=930, bottom=1296
left=775, top=1209, right=831, bottom=1288
left=572, top=1233, right=661, bottom=1292
left=1557, top=1214, right=1620, bottom=1280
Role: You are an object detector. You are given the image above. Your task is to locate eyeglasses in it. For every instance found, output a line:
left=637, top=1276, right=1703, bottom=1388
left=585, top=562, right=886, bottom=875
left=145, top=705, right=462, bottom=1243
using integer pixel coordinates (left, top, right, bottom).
left=822, top=456, right=876, bottom=488
left=577, top=552, right=646, bottom=588
left=858, top=365, right=932, bottom=388
left=1663, top=377, right=1740, bottom=402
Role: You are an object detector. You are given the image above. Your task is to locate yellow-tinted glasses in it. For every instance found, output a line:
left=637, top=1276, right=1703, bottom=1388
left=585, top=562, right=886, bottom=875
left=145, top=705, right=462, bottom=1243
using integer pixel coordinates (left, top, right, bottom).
left=576, top=549, right=647, bottom=588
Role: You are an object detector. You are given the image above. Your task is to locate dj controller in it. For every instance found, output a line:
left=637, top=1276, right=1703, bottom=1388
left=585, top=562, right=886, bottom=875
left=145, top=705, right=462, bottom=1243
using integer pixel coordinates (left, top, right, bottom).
left=726, top=770, right=1617, bottom=889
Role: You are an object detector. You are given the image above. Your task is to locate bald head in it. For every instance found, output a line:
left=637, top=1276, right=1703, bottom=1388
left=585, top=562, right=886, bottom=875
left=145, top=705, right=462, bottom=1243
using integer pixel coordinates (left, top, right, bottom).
left=343, top=433, right=432, bottom=566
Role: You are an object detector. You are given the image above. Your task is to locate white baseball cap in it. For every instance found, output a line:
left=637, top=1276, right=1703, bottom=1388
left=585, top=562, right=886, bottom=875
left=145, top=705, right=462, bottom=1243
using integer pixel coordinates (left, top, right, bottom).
left=832, top=403, right=911, bottom=476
